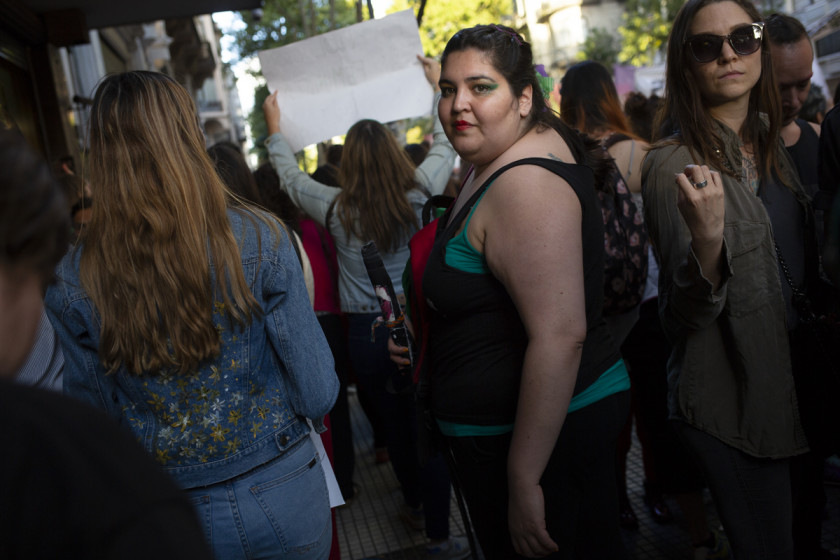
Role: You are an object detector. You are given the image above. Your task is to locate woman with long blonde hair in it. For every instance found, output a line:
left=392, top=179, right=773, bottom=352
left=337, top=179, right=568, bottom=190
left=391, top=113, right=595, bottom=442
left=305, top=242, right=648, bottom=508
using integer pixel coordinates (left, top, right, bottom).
left=46, top=71, right=339, bottom=560
left=262, top=56, right=466, bottom=556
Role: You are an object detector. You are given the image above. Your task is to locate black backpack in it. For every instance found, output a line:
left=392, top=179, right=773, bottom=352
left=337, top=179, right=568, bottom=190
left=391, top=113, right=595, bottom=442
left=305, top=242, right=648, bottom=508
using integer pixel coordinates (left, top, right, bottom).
left=598, top=134, right=649, bottom=316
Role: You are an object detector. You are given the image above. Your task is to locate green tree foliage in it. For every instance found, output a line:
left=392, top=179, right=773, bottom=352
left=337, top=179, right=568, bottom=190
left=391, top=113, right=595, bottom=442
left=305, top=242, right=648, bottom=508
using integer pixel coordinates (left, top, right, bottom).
left=248, top=82, right=320, bottom=169
left=233, top=0, right=512, bottom=160
left=229, top=0, right=359, bottom=61
left=388, top=0, right=514, bottom=57
left=577, top=27, right=620, bottom=68
left=229, top=0, right=359, bottom=161
left=618, top=0, right=682, bottom=66
left=247, top=82, right=271, bottom=163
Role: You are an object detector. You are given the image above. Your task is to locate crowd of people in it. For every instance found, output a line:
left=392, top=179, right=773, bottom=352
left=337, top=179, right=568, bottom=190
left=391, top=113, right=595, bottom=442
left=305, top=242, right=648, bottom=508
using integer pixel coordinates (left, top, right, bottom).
left=3, top=3, right=840, bottom=559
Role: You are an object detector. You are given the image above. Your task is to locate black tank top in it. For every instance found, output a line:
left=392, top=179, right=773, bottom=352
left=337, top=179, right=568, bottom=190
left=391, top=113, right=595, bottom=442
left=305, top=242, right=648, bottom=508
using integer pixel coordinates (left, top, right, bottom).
left=787, top=118, right=819, bottom=199
left=423, top=158, right=621, bottom=426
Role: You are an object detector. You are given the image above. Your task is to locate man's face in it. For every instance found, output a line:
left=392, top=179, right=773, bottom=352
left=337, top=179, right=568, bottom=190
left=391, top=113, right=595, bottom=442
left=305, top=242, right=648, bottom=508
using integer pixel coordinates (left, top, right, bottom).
left=0, top=268, right=43, bottom=378
left=770, top=37, right=814, bottom=126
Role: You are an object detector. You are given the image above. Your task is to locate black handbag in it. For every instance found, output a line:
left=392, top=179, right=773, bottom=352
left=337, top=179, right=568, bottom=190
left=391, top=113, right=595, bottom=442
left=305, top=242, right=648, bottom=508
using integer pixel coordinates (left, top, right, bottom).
left=776, top=242, right=840, bottom=455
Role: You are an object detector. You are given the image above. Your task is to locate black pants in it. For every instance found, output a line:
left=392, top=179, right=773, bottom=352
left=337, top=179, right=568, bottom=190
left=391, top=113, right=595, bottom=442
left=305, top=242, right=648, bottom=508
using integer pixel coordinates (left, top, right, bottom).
left=347, top=313, right=452, bottom=540
left=318, top=313, right=355, bottom=498
left=618, top=298, right=706, bottom=495
left=789, top=326, right=832, bottom=560
left=444, top=391, right=630, bottom=560
left=675, top=421, right=794, bottom=560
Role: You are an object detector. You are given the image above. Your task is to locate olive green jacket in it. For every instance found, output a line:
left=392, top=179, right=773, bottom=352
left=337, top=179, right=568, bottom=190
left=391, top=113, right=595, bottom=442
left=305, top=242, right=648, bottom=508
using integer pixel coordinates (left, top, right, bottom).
left=642, top=121, right=809, bottom=459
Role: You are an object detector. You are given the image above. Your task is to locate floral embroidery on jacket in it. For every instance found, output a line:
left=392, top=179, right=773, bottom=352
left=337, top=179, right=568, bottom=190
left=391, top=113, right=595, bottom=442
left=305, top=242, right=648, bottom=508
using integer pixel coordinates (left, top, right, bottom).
left=120, top=304, right=295, bottom=467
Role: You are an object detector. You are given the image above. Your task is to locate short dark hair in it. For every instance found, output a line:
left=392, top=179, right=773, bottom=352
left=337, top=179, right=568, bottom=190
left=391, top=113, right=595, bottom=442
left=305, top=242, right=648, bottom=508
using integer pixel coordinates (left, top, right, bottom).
left=624, top=92, right=664, bottom=143
left=326, top=144, right=343, bottom=167
left=207, top=142, right=263, bottom=206
left=253, top=162, right=303, bottom=235
left=311, top=163, right=340, bottom=187
left=801, top=83, right=827, bottom=124
left=0, top=129, right=70, bottom=281
left=404, top=143, right=429, bottom=167
left=765, top=13, right=809, bottom=46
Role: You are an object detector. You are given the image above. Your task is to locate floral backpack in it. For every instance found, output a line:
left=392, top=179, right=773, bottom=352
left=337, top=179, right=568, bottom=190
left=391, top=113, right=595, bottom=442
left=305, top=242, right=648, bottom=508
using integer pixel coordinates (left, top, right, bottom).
left=599, top=133, right=649, bottom=316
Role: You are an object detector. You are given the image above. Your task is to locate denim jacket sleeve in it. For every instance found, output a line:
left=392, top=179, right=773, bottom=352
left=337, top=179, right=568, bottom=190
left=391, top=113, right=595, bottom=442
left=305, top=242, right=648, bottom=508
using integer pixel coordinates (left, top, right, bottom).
left=642, top=144, right=734, bottom=331
left=44, top=254, right=117, bottom=416
left=262, top=226, right=339, bottom=423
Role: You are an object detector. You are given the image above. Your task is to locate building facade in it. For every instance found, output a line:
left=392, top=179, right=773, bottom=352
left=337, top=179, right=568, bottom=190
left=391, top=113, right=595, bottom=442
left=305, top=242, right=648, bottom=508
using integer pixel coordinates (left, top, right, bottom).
left=1, top=0, right=258, bottom=168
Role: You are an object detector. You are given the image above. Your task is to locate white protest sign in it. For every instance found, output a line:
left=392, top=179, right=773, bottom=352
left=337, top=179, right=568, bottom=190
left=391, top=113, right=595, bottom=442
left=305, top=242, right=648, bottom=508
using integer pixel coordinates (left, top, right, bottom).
left=258, top=10, right=433, bottom=151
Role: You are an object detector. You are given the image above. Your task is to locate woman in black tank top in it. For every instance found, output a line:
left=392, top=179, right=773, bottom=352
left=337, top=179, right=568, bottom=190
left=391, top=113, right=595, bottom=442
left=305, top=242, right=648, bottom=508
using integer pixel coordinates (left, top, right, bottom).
left=393, top=24, right=631, bottom=560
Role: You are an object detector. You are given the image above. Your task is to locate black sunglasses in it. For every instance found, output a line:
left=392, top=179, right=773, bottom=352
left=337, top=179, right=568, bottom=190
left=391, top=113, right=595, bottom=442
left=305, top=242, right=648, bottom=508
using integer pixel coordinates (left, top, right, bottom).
left=685, top=22, right=765, bottom=63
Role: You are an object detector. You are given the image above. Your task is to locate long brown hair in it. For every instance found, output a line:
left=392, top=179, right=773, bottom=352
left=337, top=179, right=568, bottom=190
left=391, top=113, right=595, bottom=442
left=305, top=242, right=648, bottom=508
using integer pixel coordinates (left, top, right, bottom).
left=655, top=0, right=783, bottom=182
left=560, top=60, right=639, bottom=140
left=82, top=71, right=277, bottom=375
left=334, top=119, right=419, bottom=253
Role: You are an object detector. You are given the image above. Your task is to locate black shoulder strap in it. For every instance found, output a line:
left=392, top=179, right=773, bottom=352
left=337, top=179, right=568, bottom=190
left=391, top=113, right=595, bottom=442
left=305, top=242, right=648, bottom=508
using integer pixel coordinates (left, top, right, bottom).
left=312, top=221, right=339, bottom=289
left=602, top=132, right=632, bottom=150
left=483, top=157, right=588, bottom=192
left=597, top=136, right=630, bottom=195
left=324, top=198, right=337, bottom=232
left=442, top=158, right=588, bottom=236
left=289, top=229, right=304, bottom=268
left=422, top=195, right=455, bottom=226
left=797, top=118, right=819, bottom=142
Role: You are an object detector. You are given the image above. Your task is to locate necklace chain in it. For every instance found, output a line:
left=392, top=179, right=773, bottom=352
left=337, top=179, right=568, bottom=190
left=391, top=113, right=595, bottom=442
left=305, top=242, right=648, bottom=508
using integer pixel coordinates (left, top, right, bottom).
left=714, top=147, right=735, bottom=173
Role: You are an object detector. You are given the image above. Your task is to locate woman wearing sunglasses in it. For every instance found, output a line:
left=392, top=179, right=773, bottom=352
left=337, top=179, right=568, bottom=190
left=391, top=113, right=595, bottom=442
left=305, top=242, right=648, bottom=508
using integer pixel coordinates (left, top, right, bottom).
left=642, top=0, right=813, bottom=558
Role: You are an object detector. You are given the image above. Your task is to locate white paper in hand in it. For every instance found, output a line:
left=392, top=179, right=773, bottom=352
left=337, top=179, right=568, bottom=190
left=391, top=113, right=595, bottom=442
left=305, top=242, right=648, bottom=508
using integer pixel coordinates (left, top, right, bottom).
left=258, top=9, right=433, bottom=152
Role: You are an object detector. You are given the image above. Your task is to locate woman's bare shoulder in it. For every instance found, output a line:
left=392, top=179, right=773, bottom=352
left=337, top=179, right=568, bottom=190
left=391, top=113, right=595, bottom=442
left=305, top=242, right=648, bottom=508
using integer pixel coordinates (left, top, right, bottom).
left=608, top=137, right=649, bottom=157
left=485, top=164, right=578, bottom=217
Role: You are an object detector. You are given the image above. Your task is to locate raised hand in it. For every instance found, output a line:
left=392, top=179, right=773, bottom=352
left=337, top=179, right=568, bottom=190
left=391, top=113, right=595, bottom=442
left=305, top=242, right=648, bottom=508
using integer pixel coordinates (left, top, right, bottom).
left=416, top=54, right=441, bottom=91
left=675, top=164, right=725, bottom=286
left=262, top=91, right=282, bottom=135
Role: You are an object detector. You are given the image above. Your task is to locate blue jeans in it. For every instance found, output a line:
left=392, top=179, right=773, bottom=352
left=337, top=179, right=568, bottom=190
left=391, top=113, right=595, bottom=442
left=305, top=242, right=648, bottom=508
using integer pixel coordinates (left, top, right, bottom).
left=347, top=312, right=452, bottom=540
left=185, top=437, right=332, bottom=560
left=675, top=420, right=794, bottom=559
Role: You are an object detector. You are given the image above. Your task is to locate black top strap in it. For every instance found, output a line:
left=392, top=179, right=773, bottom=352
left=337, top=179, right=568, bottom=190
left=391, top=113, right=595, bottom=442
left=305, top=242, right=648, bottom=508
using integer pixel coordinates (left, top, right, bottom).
left=422, top=195, right=455, bottom=226
left=441, top=158, right=590, bottom=238
left=602, top=132, right=632, bottom=150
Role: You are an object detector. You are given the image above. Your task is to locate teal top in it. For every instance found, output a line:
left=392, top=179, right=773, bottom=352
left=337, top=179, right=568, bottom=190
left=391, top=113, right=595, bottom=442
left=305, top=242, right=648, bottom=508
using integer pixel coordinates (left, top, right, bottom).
left=436, top=360, right=630, bottom=436
left=437, top=186, right=630, bottom=438
left=444, top=188, right=491, bottom=273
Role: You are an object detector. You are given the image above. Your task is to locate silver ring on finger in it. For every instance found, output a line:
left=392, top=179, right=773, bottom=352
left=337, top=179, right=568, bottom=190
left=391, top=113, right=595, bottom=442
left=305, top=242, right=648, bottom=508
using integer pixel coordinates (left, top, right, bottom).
left=693, top=179, right=708, bottom=189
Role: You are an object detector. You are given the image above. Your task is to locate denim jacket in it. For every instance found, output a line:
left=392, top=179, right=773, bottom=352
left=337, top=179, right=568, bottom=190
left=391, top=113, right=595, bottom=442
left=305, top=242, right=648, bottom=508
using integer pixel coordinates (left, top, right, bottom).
left=265, top=93, right=456, bottom=313
left=45, top=209, right=339, bottom=488
left=642, top=121, right=808, bottom=459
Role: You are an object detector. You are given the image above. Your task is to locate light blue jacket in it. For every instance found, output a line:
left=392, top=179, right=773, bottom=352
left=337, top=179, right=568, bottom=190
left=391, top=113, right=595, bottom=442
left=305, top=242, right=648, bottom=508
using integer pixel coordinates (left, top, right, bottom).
left=265, top=97, right=457, bottom=313
left=45, top=209, right=339, bottom=488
